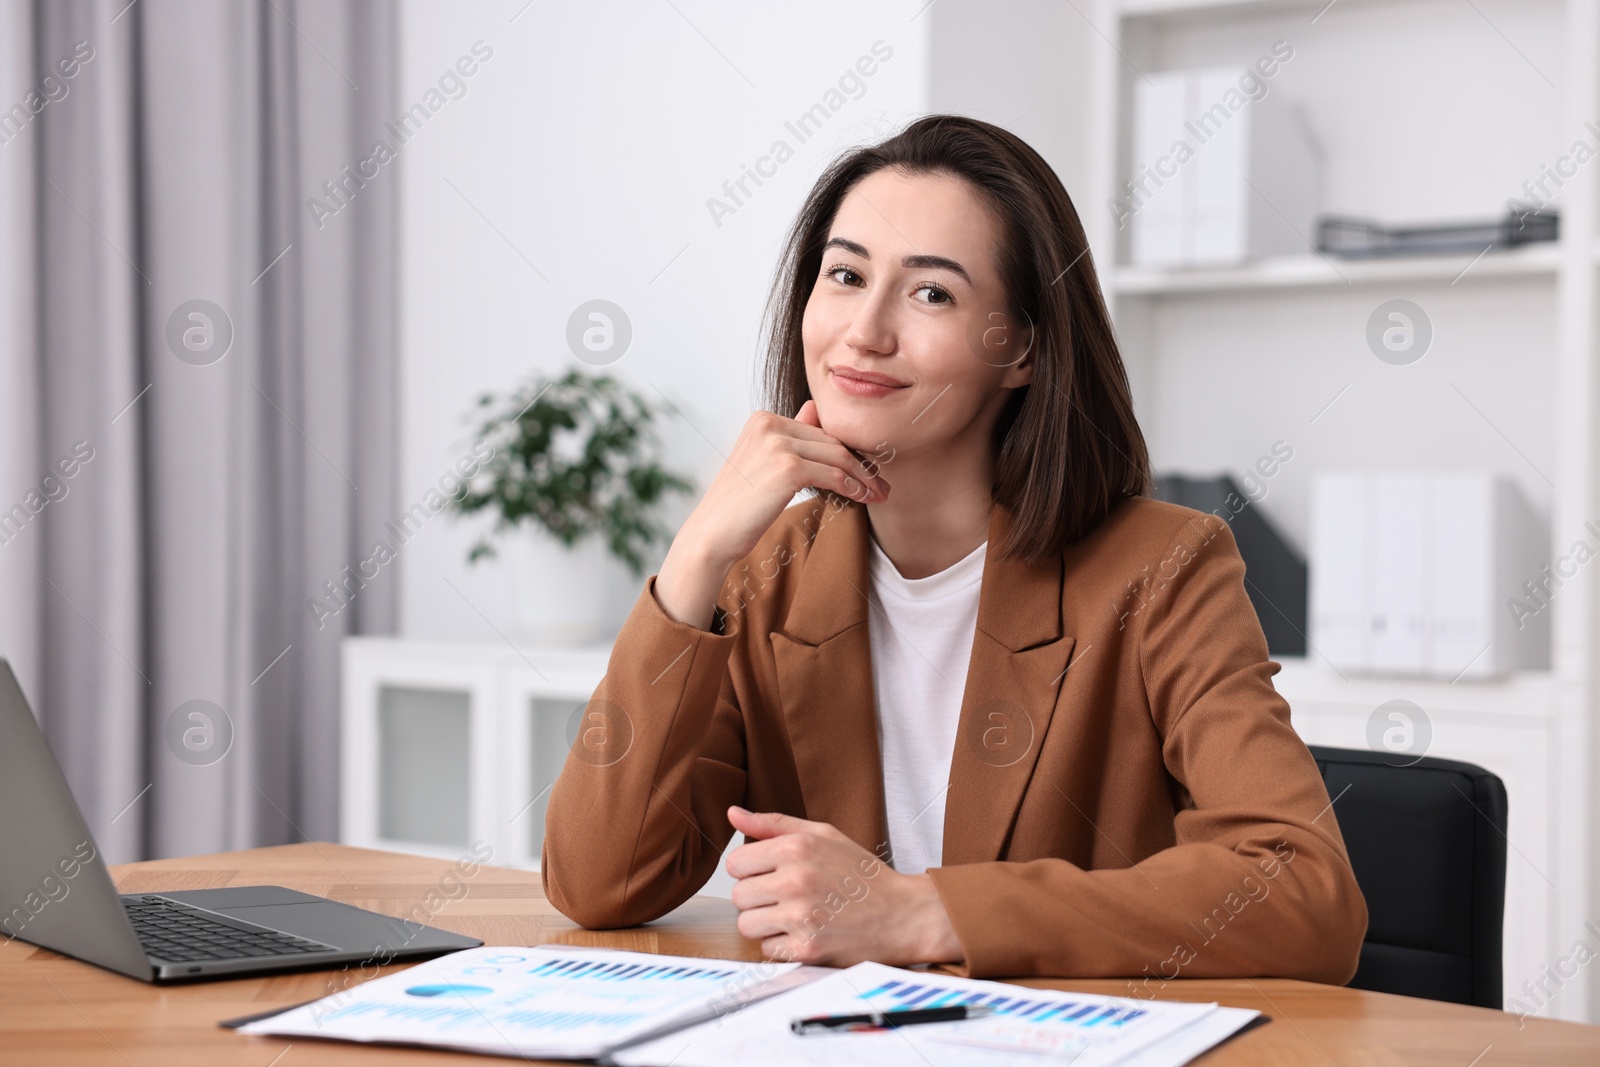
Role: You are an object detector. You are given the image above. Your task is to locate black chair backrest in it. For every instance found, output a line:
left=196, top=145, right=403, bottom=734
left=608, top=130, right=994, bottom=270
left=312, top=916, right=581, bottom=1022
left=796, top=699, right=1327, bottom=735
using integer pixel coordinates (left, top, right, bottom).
left=1307, top=745, right=1507, bottom=1009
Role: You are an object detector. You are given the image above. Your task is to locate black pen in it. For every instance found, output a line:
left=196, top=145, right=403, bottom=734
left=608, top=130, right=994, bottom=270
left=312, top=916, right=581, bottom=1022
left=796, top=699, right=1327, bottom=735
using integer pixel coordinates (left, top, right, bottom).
left=791, top=1004, right=995, bottom=1034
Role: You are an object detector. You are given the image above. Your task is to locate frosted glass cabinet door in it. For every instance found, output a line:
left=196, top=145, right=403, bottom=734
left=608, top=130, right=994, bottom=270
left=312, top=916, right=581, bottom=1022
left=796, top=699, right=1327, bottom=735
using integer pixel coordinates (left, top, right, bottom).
left=501, top=652, right=612, bottom=869
left=525, top=696, right=581, bottom=861
left=377, top=685, right=472, bottom=849
left=341, top=639, right=503, bottom=861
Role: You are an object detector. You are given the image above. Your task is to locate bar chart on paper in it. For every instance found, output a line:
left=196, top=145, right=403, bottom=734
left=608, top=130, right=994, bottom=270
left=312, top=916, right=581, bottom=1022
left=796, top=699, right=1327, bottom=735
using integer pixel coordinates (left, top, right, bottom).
left=237, top=946, right=803, bottom=1059
left=613, top=961, right=1257, bottom=1067
left=856, top=975, right=1151, bottom=1028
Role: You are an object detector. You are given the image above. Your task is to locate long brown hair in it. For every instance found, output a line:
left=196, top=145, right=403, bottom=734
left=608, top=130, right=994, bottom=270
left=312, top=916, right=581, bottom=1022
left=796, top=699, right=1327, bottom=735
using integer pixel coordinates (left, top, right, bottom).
left=759, top=114, right=1150, bottom=563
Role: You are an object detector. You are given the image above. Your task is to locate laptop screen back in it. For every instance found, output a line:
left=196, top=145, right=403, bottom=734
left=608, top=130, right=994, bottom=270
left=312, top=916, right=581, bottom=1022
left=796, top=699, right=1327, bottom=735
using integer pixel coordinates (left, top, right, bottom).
left=0, top=659, right=150, bottom=979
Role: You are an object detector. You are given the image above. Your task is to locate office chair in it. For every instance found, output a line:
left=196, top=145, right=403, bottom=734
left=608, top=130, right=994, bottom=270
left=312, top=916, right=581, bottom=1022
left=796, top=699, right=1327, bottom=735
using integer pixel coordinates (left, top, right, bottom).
left=1307, top=745, right=1507, bottom=1009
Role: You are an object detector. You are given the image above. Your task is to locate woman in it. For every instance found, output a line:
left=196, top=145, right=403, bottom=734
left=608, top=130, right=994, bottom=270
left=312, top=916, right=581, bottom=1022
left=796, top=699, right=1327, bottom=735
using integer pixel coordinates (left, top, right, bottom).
left=542, top=114, right=1367, bottom=983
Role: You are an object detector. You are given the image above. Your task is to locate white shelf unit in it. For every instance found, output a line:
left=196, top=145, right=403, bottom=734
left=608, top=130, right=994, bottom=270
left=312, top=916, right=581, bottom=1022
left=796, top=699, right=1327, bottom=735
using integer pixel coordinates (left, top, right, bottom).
left=1084, top=0, right=1600, bottom=1021
left=1114, top=242, right=1567, bottom=296
left=340, top=637, right=611, bottom=872
left=1118, top=0, right=1304, bottom=15
left=1117, top=0, right=1453, bottom=20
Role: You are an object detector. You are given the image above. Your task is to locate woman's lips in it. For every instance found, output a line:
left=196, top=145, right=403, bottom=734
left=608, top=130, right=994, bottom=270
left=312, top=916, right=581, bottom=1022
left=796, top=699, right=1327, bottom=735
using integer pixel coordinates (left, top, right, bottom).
left=830, top=367, right=908, bottom=399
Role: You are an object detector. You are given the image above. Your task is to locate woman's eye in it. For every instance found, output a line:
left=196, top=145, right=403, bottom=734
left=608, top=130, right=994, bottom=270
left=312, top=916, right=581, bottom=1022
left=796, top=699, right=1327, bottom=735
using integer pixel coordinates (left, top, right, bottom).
left=822, top=267, right=951, bottom=305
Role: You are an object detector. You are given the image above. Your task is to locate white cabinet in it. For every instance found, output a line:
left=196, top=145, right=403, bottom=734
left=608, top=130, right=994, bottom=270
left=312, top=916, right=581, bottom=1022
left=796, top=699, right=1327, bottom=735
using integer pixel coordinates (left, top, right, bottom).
left=340, top=637, right=610, bottom=870
left=1273, top=658, right=1564, bottom=1016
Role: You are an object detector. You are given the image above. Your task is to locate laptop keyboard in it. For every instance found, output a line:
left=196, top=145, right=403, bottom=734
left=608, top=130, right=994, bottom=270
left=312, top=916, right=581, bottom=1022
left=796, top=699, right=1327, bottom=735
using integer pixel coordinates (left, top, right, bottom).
left=123, top=896, right=334, bottom=962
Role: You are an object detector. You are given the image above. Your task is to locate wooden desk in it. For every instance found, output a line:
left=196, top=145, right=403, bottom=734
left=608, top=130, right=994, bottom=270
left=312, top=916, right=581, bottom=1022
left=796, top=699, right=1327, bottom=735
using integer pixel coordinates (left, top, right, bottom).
left=1, top=843, right=1596, bottom=1065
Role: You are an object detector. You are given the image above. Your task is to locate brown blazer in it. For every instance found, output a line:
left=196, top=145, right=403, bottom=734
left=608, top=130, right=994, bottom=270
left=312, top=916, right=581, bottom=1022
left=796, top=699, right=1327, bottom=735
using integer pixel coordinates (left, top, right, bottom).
left=542, top=492, right=1368, bottom=983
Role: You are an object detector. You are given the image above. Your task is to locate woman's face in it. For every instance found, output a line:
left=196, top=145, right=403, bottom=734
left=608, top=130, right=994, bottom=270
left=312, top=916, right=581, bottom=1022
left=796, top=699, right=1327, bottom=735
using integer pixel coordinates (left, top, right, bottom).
left=800, top=167, right=1034, bottom=460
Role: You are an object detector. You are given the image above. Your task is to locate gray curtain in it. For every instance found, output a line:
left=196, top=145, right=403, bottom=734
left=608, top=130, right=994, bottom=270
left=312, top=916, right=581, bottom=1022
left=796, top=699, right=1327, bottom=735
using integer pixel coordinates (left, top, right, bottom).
left=3, top=0, right=397, bottom=863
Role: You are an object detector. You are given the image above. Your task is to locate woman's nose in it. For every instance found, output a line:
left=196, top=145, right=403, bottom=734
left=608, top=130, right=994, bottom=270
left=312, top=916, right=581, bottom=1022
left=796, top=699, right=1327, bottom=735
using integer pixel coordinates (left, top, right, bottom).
left=843, top=290, right=896, bottom=354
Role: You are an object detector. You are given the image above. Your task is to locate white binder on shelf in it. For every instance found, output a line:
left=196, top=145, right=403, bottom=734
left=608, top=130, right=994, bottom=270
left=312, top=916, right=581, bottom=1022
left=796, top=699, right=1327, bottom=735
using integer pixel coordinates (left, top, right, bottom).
left=1439, top=475, right=1549, bottom=679
left=1130, top=71, right=1190, bottom=267
left=1431, top=475, right=1497, bottom=678
left=1188, top=67, right=1249, bottom=265
left=1309, top=472, right=1549, bottom=680
left=1194, top=69, right=1321, bottom=265
left=1366, top=475, right=1429, bottom=674
left=1308, top=474, right=1366, bottom=672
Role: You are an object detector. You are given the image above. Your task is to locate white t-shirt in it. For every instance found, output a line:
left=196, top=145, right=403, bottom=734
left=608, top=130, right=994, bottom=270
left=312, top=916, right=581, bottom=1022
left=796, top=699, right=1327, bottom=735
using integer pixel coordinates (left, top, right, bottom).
left=866, top=534, right=987, bottom=875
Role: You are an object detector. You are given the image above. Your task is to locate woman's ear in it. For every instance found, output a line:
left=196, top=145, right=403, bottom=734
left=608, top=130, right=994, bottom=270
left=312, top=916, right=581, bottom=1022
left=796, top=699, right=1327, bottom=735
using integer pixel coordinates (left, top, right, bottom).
left=999, top=321, right=1036, bottom=389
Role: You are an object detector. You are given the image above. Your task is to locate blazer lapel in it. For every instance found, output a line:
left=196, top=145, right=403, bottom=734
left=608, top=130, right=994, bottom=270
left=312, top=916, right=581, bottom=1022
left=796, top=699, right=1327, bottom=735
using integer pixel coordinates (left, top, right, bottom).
left=767, top=498, right=1074, bottom=868
left=942, top=504, right=1075, bottom=866
left=768, top=499, right=891, bottom=857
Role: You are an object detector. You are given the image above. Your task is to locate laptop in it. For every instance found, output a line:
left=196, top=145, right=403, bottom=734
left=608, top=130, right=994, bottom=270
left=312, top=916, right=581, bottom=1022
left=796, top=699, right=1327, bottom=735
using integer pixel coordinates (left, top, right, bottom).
left=0, top=658, right=482, bottom=982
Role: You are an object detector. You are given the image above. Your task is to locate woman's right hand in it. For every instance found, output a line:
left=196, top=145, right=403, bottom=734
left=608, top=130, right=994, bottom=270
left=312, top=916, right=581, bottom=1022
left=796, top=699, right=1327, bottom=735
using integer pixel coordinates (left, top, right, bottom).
left=653, top=400, right=891, bottom=630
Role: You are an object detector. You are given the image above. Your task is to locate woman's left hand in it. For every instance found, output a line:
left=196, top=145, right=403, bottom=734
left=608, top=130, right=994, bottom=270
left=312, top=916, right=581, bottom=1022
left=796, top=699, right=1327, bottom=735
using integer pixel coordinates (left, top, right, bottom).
left=724, top=806, right=964, bottom=966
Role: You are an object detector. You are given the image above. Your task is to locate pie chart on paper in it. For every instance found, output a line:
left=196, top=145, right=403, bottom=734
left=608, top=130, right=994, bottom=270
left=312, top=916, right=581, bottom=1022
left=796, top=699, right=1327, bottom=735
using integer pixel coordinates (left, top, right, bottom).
left=405, top=983, right=495, bottom=998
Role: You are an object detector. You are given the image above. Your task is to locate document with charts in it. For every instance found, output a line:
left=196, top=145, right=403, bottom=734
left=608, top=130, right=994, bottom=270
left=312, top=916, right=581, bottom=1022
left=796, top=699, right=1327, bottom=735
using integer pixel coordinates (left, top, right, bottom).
left=235, top=945, right=808, bottom=1060
left=609, top=960, right=1261, bottom=1067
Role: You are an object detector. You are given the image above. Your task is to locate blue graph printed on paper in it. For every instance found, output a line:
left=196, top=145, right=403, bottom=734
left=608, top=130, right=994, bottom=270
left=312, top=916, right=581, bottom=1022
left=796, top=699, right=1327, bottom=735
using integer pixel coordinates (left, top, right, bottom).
left=406, top=984, right=495, bottom=998
left=321, top=953, right=748, bottom=1035
left=856, top=979, right=1148, bottom=1029
left=525, top=957, right=741, bottom=982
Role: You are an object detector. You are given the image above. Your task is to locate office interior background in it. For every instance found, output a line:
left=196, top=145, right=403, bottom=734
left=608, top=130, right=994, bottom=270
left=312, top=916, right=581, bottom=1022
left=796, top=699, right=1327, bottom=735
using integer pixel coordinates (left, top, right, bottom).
left=2, top=0, right=1598, bottom=1023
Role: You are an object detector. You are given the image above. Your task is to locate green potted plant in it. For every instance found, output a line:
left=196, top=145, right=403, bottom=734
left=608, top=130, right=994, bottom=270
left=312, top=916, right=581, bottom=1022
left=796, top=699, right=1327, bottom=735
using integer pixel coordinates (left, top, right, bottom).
left=450, top=367, right=692, bottom=640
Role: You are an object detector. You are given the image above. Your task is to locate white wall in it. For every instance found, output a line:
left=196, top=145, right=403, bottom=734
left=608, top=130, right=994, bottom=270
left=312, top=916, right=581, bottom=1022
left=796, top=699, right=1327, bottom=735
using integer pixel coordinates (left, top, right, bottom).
left=396, top=0, right=931, bottom=644
left=928, top=0, right=1094, bottom=204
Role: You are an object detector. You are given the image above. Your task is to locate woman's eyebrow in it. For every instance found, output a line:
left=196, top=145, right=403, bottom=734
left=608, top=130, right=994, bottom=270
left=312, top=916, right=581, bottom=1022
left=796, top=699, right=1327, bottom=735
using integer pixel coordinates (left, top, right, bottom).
left=822, top=236, right=972, bottom=285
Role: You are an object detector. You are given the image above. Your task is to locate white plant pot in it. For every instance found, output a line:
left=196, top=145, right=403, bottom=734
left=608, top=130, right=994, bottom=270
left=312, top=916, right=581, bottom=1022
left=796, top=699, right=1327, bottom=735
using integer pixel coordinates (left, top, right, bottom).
left=498, top=532, right=636, bottom=647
